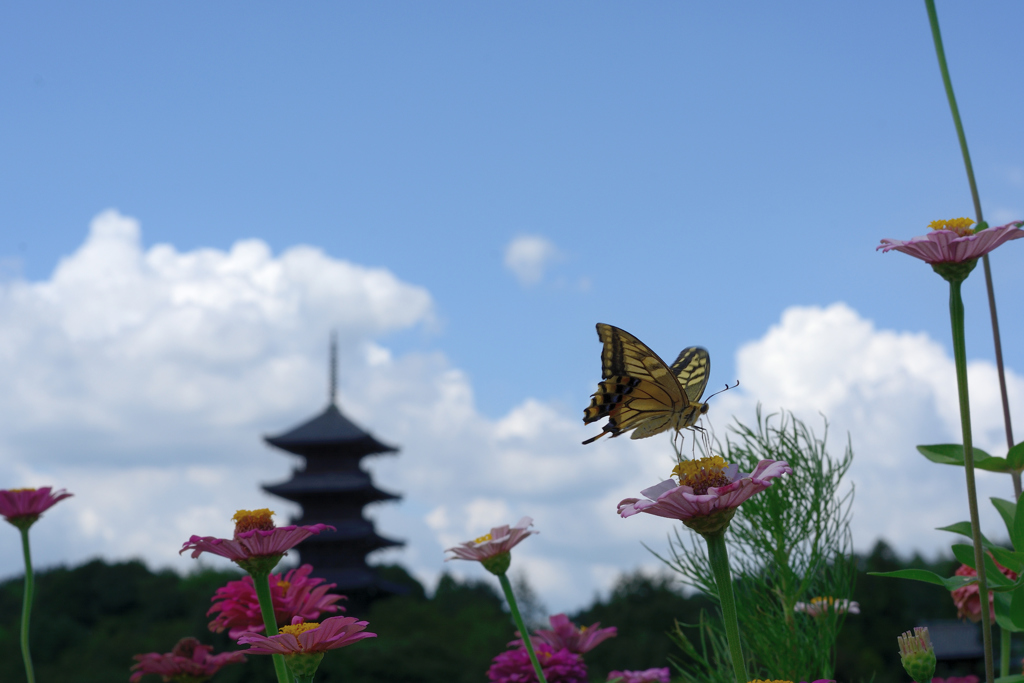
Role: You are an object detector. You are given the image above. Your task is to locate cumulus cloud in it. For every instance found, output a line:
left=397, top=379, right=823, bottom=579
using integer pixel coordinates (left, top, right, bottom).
left=503, top=235, right=559, bottom=286
left=3, top=214, right=1022, bottom=614
left=714, top=302, right=1024, bottom=556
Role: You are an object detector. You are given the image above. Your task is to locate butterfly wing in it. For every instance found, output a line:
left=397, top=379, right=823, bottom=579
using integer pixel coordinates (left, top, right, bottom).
left=583, top=324, right=689, bottom=444
left=670, top=346, right=710, bottom=404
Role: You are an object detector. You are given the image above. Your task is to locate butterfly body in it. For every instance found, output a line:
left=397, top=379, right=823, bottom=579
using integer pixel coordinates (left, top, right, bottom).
left=582, top=324, right=710, bottom=445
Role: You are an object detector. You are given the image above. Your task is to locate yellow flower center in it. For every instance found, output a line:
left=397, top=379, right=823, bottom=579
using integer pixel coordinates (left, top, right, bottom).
left=810, top=596, right=834, bottom=606
left=232, top=508, right=276, bottom=535
left=9, top=488, right=36, bottom=493
left=928, top=217, right=975, bottom=237
left=277, top=580, right=291, bottom=596
left=672, top=456, right=732, bottom=494
left=474, top=533, right=493, bottom=544
left=281, top=621, right=321, bottom=636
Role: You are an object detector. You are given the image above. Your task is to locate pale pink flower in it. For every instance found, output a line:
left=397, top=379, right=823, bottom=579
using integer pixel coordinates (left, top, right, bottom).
left=208, top=564, right=345, bottom=638
left=180, top=508, right=333, bottom=562
left=0, top=487, right=73, bottom=526
left=488, top=643, right=588, bottom=683
left=794, top=596, right=860, bottom=617
left=607, top=668, right=670, bottom=683
left=877, top=219, right=1024, bottom=263
left=237, top=615, right=376, bottom=655
left=618, top=458, right=791, bottom=521
left=513, top=613, right=617, bottom=654
left=951, top=561, right=1017, bottom=623
left=129, top=637, right=245, bottom=682
left=445, top=517, right=537, bottom=562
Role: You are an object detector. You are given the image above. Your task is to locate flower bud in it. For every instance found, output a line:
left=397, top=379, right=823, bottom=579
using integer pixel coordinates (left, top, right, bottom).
left=898, top=627, right=936, bottom=683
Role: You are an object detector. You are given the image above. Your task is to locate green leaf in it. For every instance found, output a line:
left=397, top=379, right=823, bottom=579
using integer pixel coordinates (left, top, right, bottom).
left=938, top=521, right=994, bottom=546
left=869, top=568, right=974, bottom=591
left=996, top=675, right=1024, bottom=683
left=990, top=546, right=1024, bottom=573
left=993, top=498, right=1018, bottom=540
left=1010, top=588, right=1024, bottom=631
left=994, top=591, right=1019, bottom=631
left=917, top=444, right=1008, bottom=471
left=953, top=543, right=977, bottom=568
left=1013, top=498, right=1024, bottom=553
left=1008, top=442, right=1024, bottom=471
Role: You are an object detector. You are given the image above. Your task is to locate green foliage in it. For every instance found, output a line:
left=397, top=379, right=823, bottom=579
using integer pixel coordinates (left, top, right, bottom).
left=0, top=547, right=978, bottom=683
left=663, top=409, right=857, bottom=682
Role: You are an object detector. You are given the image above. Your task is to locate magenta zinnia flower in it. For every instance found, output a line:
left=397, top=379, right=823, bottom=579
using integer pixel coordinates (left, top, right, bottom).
left=488, top=643, right=588, bottom=683
left=180, top=509, right=333, bottom=572
left=514, top=613, right=616, bottom=654
left=129, top=637, right=245, bottom=683
left=0, top=487, right=73, bottom=529
left=618, top=457, right=791, bottom=533
left=951, top=561, right=1017, bottom=624
left=877, top=218, right=1024, bottom=263
left=208, top=564, right=345, bottom=638
left=445, top=516, right=537, bottom=565
left=606, top=668, right=671, bottom=683
left=237, top=615, right=376, bottom=654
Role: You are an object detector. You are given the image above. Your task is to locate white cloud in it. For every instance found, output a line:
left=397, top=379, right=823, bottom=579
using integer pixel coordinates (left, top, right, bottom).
left=503, top=235, right=559, bottom=286
left=3, top=215, right=1022, bottom=615
left=714, top=302, right=1024, bottom=557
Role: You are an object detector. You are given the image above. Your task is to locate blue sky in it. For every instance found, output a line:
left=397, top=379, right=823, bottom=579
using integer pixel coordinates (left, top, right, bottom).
left=1, top=2, right=1024, bottom=613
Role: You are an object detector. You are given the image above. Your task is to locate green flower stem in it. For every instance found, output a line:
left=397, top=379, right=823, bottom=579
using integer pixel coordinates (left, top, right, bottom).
left=19, top=528, right=36, bottom=683
left=925, top=0, right=1019, bottom=499
left=498, top=572, right=548, bottom=683
left=1001, top=628, right=1010, bottom=678
left=703, top=529, right=747, bottom=683
left=251, top=570, right=292, bottom=683
left=949, top=278, right=995, bottom=683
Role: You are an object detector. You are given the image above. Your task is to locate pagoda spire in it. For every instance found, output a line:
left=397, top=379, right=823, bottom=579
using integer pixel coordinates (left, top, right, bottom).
left=329, top=330, right=338, bottom=406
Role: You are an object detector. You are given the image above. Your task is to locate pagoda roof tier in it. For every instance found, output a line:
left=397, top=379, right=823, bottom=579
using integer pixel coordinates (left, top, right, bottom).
left=307, top=566, right=407, bottom=595
left=265, top=403, right=398, bottom=458
left=262, top=472, right=401, bottom=503
left=299, top=519, right=404, bottom=550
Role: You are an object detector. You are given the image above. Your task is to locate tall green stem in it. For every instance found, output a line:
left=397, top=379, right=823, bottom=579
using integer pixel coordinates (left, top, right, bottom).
left=704, top=529, right=747, bottom=683
left=924, top=0, right=1019, bottom=499
left=252, top=570, right=292, bottom=683
left=498, top=573, right=548, bottom=683
left=1001, top=627, right=1010, bottom=678
left=949, top=278, right=994, bottom=683
left=19, top=528, right=36, bottom=683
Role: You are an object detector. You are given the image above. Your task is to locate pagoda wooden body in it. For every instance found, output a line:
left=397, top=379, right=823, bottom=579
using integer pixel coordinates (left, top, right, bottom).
left=263, top=401, right=403, bottom=598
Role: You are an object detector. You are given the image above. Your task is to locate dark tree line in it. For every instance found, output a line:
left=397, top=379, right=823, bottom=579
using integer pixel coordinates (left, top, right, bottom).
left=0, top=541, right=973, bottom=683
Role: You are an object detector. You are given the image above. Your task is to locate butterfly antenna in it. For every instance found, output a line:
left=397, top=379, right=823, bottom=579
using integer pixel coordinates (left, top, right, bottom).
left=704, top=380, right=739, bottom=402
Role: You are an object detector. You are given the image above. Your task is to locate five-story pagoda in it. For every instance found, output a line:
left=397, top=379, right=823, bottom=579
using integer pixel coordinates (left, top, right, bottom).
left=262, top=336, right=403, bottom=598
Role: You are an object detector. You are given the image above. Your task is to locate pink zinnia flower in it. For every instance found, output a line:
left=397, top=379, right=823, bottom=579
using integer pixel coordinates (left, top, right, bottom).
left=237, top=615, right=376, bottom=655
left=794, top=596, right=860, bottom=617
left=129, top=637, right=245, bottom=683
left=931, top=677, right=980, bottom=683
left=445, top=516, right=537, bottom=563
left=180, top=509, right=333, bottom=569
left=513, top=613, right=617, bottom=654
left=877, top=218, right=1024, bottom=264
left=0, top=487, right=73, bottom=528
left=951, top=561, right=1017, bottom=623
left=208, top=564, right=345, bottom=638
left=607, top=668, right=671, bottom=683
left=618, top=457, right=791, bottom=532
left=487, top=643, right=588, bottom=683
